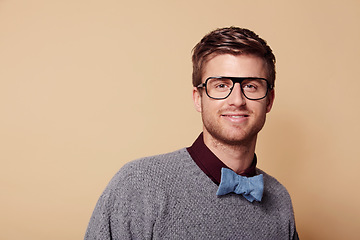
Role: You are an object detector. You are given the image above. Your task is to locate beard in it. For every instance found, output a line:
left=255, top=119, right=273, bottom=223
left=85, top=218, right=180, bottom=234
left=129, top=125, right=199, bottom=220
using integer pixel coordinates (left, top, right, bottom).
left=201, top=108, right=266, bottom=147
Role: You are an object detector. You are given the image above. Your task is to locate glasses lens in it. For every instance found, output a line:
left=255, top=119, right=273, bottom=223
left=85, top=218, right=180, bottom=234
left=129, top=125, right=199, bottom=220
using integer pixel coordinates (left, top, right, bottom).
left=206, top=78, right=233, bottom=99
left=241, top=78, right=268, bottom=100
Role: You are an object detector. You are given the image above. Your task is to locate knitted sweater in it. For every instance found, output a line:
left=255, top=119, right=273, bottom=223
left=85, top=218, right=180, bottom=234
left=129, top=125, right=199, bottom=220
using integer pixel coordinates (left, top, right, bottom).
left=85, top=148, right=298, bottom=240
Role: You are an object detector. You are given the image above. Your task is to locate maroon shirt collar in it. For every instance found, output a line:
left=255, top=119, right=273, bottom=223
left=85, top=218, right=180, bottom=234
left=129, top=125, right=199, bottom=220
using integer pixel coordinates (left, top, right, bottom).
left=186, top=133, right=258, bottom=185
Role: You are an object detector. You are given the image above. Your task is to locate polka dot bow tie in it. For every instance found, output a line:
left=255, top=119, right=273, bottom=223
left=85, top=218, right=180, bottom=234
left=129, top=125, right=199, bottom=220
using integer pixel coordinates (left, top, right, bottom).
left=216, top=168, right=264, bottom=202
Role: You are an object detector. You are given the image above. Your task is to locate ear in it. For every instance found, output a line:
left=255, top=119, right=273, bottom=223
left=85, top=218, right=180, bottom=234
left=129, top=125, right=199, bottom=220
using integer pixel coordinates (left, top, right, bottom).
left=193, top=87, right=202, bottom=113
left=266, top=89, right=275, bottom=113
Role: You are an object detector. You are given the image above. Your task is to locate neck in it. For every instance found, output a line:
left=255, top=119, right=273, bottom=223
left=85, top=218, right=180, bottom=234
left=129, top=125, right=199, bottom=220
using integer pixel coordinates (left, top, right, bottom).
left=203, top=133, right=257, bottom=175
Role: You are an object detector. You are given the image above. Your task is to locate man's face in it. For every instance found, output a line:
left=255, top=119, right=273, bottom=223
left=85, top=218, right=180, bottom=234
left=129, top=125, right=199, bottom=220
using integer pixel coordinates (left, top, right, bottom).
left=193, top=54, right=274, bottom=146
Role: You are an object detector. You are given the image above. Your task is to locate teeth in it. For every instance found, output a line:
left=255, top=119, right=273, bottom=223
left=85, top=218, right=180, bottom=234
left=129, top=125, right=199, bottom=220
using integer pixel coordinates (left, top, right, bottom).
left=229, top=115, right=243, bottom=118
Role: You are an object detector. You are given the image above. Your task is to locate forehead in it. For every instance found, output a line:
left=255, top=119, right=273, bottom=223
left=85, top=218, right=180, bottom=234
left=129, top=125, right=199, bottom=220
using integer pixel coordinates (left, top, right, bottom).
left=202, top=54, right=267, bottom=81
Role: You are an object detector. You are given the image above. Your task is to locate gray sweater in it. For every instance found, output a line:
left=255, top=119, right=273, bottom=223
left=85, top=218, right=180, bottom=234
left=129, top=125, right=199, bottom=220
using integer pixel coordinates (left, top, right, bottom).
left=85, top=148, right=298, bottom=239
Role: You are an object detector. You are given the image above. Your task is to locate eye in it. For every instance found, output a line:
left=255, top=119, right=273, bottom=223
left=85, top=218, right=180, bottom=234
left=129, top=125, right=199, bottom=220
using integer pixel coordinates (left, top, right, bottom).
left=243, top=84, right=257, bottom=90
left=208, top=79, right=232, bottom=91
left=216, top=83, right=229, bottom=89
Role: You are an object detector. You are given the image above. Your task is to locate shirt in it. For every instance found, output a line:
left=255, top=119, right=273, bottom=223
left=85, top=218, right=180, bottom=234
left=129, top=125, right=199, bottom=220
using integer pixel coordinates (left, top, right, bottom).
left=186, top=132, right=258, bottom=185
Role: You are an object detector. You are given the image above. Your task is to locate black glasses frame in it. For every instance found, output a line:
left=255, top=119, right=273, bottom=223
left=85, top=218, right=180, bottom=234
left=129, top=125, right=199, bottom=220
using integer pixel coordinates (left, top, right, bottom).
left=197, top=76, right=273, bottom=100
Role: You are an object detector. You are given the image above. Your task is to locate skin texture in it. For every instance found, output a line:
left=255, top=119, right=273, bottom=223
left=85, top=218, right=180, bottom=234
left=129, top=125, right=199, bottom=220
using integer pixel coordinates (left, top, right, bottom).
left=193, top=54, right=275, bottom=174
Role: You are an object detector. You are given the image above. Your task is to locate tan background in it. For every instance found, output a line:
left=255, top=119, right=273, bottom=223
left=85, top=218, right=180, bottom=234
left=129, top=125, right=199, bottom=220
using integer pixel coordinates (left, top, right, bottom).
left=1, top=0, right=359, bottom=239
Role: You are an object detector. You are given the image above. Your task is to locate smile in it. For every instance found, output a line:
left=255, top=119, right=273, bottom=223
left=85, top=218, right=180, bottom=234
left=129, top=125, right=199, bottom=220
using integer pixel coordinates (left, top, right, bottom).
left=221, top=114, right=249, bottom=121
left=221, top=113, right=249, bottom=117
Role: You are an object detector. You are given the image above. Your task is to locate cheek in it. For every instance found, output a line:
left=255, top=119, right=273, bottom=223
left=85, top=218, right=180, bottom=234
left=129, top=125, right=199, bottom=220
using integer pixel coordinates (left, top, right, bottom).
left=248, top=101, right=268, bottom=117
left=201, top=99, right=223, bottom=115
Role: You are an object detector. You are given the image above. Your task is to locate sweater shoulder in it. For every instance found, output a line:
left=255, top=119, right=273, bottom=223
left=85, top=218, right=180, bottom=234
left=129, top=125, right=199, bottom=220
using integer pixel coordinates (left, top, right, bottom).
left=124, top=147, right=191, bottom=169
left=106, top=148, right=193, bottom=190
left=257, top=168, right=290, bottom=195
left=257, top=168, right=294, bottom=211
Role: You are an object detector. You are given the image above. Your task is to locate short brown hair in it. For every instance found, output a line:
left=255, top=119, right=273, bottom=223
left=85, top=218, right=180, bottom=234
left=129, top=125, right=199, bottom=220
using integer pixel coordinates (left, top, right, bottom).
left=192, top=27, right=276, bottom=87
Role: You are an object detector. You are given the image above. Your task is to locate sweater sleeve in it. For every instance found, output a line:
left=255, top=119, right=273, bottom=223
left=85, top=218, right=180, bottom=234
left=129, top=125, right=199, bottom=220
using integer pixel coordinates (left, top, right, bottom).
left=84, top=187, right=127, bottom=240
left=84, top=162, right=138, bottom=240
left=84, top=160, right=158, bottom=240
left=292, top=227, right=300, bottom=240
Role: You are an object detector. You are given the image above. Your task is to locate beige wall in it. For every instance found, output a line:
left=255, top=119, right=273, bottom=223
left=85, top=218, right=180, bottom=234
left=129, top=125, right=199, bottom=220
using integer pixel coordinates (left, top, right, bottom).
left=1, top=0, right=359, bottom=239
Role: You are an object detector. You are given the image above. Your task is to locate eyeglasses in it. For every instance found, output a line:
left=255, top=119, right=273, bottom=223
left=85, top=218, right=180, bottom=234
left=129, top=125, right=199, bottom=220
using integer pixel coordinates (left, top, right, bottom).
left=197, top=77, right=273, bottom=100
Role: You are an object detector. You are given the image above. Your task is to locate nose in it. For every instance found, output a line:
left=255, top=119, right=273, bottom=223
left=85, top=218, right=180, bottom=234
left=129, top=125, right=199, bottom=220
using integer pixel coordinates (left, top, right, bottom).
left=227, top=83, right=246, bottom=106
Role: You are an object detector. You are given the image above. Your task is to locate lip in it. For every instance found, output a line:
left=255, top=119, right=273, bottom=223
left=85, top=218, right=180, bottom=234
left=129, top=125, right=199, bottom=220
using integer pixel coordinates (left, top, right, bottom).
left=221, top=113, right=249, bottom=122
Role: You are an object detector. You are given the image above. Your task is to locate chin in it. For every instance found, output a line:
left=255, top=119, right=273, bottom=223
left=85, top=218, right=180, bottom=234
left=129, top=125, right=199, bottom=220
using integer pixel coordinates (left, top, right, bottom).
left=207, top=129, right=256, bottom=146
left=221, top=135, right=254, bottom=146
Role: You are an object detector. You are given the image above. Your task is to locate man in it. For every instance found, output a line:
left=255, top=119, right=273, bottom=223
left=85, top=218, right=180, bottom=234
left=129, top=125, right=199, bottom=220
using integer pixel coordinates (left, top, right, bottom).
left=85, top=27, right=299, bottom=239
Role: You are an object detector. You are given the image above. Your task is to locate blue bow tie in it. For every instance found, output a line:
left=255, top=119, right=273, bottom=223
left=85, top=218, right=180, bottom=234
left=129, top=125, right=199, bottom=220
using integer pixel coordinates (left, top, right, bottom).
left=216, top=168, right=264, bottom=202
